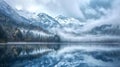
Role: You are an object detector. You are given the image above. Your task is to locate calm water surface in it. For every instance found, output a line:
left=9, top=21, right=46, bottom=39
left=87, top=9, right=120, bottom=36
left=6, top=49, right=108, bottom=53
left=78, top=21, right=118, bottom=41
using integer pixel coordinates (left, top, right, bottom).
left=0, top=43, right=120, bottom=67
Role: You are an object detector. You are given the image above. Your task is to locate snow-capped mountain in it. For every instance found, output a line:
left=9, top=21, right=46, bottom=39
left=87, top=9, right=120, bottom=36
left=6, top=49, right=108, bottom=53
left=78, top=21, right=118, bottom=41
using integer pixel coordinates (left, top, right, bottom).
left=1, top=0, right=120, bottom=42
left=55, top=15, right=84, bottom=26
left=29, top=13, right=61, bottom=32
left=0, top=0, right=29, bottom=24
left=0, top=0, right=60, bottom=42
left=29, top=14, right=86, bottom=35
left=55, top=15, right=86, bottom=34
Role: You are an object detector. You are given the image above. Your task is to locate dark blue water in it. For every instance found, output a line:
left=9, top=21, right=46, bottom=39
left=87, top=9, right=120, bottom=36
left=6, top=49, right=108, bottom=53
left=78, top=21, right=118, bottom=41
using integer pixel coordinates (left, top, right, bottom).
left=1, top=43, right=120, bottom=67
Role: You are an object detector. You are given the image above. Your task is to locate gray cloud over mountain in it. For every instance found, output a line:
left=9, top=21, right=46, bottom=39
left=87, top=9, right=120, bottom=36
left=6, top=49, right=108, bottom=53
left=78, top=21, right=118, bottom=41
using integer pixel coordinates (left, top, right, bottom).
left=4, top=0, right=120, bottom=24
left=3, top=0, right=111, bottom=18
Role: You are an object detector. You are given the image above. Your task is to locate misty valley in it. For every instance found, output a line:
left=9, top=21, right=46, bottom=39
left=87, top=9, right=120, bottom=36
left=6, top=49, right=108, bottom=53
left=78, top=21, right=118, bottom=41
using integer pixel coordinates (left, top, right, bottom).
left=0, top=0, right=120, bottom=67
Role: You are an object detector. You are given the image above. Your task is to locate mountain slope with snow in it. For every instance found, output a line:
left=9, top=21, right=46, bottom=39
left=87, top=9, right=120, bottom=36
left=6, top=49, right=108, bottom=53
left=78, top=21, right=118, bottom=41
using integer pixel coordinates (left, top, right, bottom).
left=0, top=0, right=120, bottom=42
left=30, top=13, right=60, bottom=31
left=0, top=0, right=60, bottom=42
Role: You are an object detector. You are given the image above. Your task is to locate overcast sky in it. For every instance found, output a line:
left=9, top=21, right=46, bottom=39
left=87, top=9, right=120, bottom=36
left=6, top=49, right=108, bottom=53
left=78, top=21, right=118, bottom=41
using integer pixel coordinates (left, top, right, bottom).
left=3, top=0, right=95, bottom=19
left=2, top=0, right=120, bottom=34
left=4, top=0, right=120, bottom=25
left=5, top=0, right=87, bottom=18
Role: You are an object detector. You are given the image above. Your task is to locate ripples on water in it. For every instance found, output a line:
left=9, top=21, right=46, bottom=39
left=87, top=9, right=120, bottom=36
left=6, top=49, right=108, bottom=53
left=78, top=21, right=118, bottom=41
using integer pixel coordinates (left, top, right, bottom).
left=0, top=43, right=120, bottom=67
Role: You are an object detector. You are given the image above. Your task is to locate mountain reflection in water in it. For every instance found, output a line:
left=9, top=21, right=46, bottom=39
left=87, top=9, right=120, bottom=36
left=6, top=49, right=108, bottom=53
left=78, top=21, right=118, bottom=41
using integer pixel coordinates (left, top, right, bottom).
left=0, top=43, right=120, bottom=67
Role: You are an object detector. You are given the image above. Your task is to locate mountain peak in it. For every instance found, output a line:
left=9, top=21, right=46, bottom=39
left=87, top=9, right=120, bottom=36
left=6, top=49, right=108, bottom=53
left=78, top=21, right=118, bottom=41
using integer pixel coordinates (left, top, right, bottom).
left=38, top=13, right=49, bottom=17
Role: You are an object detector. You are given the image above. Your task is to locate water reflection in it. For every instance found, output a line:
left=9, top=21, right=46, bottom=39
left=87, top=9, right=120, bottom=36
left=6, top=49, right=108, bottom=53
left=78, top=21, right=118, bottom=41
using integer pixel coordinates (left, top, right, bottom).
left=0, top=43, right=120, bottom=67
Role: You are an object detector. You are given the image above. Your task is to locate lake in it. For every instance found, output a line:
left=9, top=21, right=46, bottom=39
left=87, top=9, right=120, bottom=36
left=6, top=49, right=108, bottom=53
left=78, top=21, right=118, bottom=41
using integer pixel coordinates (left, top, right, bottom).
left=0, top=42, right=120, bottom=67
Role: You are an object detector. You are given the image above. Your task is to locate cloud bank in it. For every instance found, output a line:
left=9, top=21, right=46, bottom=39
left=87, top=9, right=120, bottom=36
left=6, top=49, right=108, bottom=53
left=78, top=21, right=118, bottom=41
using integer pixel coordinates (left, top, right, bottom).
left=3, top=0, right=113, bottom=18
left=2, top=0, right=120, bottom=41
left=4, top=0, right=120, bottom=25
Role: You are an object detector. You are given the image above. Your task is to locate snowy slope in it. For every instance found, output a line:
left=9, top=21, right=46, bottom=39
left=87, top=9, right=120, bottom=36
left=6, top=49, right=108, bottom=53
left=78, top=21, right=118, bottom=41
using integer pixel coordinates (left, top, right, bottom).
left=0, top=0, right=29, bottom=24
left=55, top=15, right=86, bottom=34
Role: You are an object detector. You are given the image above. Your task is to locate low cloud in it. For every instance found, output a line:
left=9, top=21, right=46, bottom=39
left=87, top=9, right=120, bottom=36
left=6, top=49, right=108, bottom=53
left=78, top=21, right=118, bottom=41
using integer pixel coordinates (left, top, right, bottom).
left=82, top=0, right=120, bottom=31
left=3, top=0, right=95, bottom=19
left=4, top=0, right=120, bottom=25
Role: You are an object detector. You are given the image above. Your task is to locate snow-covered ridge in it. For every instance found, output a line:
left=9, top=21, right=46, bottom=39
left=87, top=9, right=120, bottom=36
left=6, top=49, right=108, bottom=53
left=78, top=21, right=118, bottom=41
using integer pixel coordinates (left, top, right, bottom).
left=1, top=0, right=120, bottom=42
